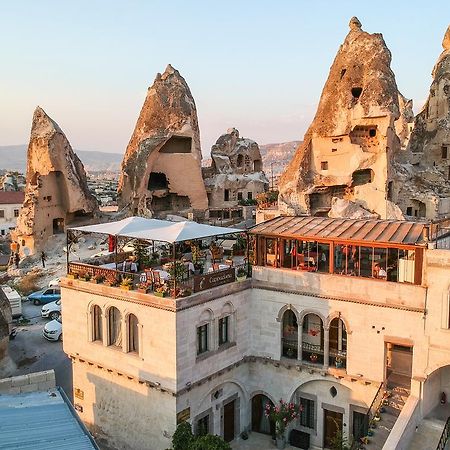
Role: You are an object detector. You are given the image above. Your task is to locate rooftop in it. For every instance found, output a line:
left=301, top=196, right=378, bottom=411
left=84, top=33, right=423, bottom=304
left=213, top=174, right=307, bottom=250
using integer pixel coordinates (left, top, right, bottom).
left=251, top=216, right=429, bottom=246
left=0, top=191, right=24, bottom=205
left=0, top=388, right=98, bottom=449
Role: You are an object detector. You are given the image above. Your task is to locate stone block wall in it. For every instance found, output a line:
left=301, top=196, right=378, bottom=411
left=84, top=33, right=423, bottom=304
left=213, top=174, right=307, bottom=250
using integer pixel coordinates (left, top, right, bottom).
left=0, top=369, right=56, bottom=394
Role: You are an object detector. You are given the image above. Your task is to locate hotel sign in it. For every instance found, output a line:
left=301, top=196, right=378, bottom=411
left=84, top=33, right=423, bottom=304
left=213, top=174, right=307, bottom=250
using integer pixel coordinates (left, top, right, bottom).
left=177, top=407, right=190, bottom=424
left=194, top=267, right=236, bottom=292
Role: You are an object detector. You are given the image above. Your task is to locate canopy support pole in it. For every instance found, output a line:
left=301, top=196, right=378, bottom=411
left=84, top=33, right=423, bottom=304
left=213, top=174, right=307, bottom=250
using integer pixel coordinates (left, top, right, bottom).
left=246, top=232, right=250, bottom=276
left=66, top=231, right=70, bottom=274
left=114, top=235, right=118, bottom=271
left=172, top=243, right=176, bottom=298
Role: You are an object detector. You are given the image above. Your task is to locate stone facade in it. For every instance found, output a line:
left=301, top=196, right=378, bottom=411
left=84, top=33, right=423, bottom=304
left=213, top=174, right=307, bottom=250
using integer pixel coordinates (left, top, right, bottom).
left=61, top=235, right=450, bottom=450
left=118, top=65, right=208, bottom=219
left=202, top=128, right=268, bottom=210
left=13, top=107, right=97, bottom=256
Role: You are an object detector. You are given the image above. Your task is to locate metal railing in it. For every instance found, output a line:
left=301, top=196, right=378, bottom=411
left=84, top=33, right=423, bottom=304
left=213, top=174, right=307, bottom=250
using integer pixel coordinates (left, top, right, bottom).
left=437, top=416, right=450, bottom=450
left=351, top=382, right=385, bottom=449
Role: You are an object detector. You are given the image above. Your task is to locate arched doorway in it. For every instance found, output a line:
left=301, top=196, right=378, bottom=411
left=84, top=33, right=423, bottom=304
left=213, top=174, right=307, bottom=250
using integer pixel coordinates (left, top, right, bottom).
left=329, top=318, right=347, bottom=369
left=301, top=314, right=324, bottom=364
left=251, top=394, right=275, bottom=436
left=282, top=309, right=298, bottom=359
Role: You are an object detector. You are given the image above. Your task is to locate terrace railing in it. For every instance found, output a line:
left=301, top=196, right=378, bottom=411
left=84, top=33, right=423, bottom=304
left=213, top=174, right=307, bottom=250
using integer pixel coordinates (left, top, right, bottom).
left=436, top=416, right=450, bottom=450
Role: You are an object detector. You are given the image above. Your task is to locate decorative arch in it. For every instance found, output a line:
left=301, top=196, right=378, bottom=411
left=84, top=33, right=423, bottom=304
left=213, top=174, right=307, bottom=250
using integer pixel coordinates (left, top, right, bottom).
left=325, top=312, right=352, bottom=334
left=297, top=309, right=326, bottom=325
left=221, top=301, right=235, bottom=316
left=107, top=306, right=122, bottom=348
left=276, top=304, right=300, bottom=323
left=300, top=311, right=325, bottom=365
left=199, top=308, right=214, bottom=324
left=126, top=313, right=139, bottom=354
left=250, top=391, right=276, bottom=435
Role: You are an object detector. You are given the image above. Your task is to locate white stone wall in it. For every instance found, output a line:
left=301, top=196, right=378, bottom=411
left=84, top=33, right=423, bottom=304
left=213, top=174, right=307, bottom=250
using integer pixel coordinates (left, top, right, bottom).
left=0, top=369, right=55, bottom=394
left=0, top=202, right=21, bottom=235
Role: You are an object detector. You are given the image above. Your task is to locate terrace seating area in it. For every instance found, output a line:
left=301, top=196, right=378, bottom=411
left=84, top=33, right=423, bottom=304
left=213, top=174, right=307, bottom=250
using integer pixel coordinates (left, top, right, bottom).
left=67, top=217, right=250, bottom=299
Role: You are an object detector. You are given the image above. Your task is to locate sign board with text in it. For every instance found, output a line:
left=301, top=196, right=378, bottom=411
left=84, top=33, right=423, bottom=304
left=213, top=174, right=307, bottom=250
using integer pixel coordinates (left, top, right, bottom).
left=193, top=267, right=235, bottom=292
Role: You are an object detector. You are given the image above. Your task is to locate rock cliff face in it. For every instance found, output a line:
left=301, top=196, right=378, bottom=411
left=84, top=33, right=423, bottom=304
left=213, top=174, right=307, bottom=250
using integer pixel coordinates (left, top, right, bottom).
left=394, top=25, right=450, bottom=219
left=202, top=128, right=269, bottom=209
left=118, top=64, right=208, bottom=218
left=278, top=18, right=405, bottom=219
left=14, top=107, right=97, bottom=256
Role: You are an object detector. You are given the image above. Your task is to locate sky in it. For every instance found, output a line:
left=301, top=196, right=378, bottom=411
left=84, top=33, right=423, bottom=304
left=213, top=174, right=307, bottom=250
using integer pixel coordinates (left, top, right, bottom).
left=0, top=1, right=449, bottom=158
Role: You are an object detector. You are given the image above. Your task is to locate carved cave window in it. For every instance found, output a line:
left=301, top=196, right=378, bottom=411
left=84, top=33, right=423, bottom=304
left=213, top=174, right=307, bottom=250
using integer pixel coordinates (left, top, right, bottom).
left=321, top=161, right=329, bottom=170
left=148, top=172, right=169, bottom=190
left=351, top=87, right=363, bottom=99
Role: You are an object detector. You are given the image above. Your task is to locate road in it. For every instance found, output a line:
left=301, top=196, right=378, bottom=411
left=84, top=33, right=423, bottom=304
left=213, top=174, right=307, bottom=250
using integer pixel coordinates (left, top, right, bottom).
left=8, top=299, right=73, bottom=401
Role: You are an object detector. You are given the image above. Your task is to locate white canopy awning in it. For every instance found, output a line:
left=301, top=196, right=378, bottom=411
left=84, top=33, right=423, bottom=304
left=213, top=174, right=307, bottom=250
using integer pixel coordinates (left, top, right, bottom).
left=69, top=216, right=243, bottom=243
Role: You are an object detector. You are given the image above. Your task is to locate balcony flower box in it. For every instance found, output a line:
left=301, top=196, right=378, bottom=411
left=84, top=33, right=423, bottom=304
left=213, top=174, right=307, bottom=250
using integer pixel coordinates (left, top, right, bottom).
left=236, top=267, right=247, bottom=282
left=67, top=273, right=78, bottom=279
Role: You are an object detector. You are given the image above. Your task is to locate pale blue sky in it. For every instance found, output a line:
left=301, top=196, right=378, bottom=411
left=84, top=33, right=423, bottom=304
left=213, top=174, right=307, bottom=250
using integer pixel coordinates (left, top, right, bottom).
left=0, top=1, right=448, bottom=157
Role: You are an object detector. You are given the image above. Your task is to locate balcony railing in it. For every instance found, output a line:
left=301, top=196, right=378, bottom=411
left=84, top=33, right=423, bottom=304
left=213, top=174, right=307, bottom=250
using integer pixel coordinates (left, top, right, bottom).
left=437, top=416, right=450, bottom=450
left=67, top=261, right=251, bottom=299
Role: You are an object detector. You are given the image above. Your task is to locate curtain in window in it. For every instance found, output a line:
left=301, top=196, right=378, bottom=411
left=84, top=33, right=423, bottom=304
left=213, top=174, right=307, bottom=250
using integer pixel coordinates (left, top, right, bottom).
left=109, top=307, right=122, bottom=347
left=128, top=314, right=139, bottom=353
left=93, top=305, right=102, bottom=341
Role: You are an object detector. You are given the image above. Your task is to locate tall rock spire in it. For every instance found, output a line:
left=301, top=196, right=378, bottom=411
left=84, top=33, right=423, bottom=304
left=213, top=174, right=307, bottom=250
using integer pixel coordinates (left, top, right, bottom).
left=118, top=65, right=208, bottom=217
left=278, top=17, right=405, bottom=219
left=14, top=107, right=97, bottom=255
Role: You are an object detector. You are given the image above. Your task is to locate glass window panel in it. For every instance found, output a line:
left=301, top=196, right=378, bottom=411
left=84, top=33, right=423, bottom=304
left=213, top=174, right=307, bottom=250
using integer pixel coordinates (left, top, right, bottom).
left=373, top=248, right=387, bottom=279
left=317, top=243, right=330, bottom=273
left=387, top=248, right=399, bottom=282
left=359, top=246, right=373, bottom=278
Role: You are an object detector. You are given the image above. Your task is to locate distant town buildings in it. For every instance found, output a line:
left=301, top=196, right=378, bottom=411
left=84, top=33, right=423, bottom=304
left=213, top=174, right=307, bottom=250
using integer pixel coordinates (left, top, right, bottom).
left=0, top=191, right=24, bottom=237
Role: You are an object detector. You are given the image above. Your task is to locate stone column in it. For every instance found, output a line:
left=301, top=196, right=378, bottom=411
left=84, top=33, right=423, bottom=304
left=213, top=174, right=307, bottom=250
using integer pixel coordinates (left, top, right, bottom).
left=121, top=317, right=127, bottom=353
left=102, top=311, right=108, bottom=347
left=323, top=327, right=330, bottom=369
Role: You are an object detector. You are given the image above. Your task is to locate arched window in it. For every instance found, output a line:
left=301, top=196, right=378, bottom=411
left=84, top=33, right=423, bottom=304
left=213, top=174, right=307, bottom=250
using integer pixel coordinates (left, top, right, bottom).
left=92, top=305, right=102, bottom=342
left=282, top=310, right=298, bottom=359
left=329, top=318, right=347, bottom=369
left=108, top=307, right=122, bottom=347
left=237, top=154, right=244, bottom=168
left=128, top=314, right=139, bottom=353
left=302, top=314, right=324, bottom=365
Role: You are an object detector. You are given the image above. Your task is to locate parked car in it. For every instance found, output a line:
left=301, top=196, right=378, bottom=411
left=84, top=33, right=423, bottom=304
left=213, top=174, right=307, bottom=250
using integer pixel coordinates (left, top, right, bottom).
left=48, top=278, right=61, bottom=287
left=43, top=317, right=62, bottom=341
left=28, top=287, right=61, bottom=305
left=41, top=299, right=61, bottom=320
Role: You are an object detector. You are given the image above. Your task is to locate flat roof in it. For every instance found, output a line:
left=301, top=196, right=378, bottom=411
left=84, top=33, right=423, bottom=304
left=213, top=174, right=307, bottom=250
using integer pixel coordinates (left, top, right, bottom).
left=0, top=388, right=98, bottom=449
left=250, top=216, right=428, bottom=246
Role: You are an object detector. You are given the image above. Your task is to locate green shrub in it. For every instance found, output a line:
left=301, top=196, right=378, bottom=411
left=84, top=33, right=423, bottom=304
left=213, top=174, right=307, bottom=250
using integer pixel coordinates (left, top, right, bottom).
left=189, top=434, right=231, bottom=450
left=172, top=422, right=194, bottom=450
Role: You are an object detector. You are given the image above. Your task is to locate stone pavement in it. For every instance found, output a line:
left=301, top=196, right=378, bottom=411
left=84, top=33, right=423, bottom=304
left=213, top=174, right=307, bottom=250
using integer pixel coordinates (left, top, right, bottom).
left=231, top=432, right=296, bottom=450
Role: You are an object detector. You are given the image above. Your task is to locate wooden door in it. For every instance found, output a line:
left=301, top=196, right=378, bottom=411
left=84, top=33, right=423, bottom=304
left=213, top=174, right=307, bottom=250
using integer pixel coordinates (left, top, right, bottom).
left=223, top=400, right=235, bottom=442
left=323, top=409, right=343, bottom=448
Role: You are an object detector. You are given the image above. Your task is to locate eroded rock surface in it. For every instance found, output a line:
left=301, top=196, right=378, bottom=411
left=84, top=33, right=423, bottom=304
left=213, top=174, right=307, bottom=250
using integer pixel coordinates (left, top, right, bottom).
left=118, top=65, right=208, bottom=218
left=14, top=107, right=97, bottom=256
left=202, top=128, right=269, bottom=210
left=278, top=18, right=406, bottom=219
left=394, top=25, right=450, bottom=219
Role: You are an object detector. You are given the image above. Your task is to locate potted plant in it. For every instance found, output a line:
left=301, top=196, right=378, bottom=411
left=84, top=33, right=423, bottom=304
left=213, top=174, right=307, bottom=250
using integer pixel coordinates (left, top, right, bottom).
left=168, top=261, right=186, bottom=282
left=137, top=282, right=150, bottom=294
left=180, top=288, right=192, bottom=297
left=78, top=270, right=90, bottom=281
left=265, top=399, right=301, bottom=449
left=67, top=271, right=79, bottom=279
left=236, top=267, right=247, bottom=281
left=120, top=277, right=134, bottom=291
left=104, top=273, right=119, bottom=287
left=335, top=356, right=344, bottom=368
left=92, top=273, right=105, bottom=284
left=310, top=353, right=318, bottom=363
left=154, top=285, right=168, bottom=298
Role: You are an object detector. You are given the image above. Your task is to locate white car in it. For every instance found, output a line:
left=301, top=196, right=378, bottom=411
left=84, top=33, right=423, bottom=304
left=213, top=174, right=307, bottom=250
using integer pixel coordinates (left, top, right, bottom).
left=41, top=299, right=61, bottom=320
left=48, top=278, right=61, bottom=287
left=43, top=317, right=62, bottom=341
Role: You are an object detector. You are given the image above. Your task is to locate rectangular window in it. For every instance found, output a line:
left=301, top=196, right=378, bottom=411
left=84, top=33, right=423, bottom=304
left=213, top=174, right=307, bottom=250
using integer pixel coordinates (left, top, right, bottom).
left=321, top=161, right=329, bottom=170
left=219, top=316, right=229, bottom=346
left=0, top=210, right=4, bottom=218
left=14, top=209, right=19, bottom=217
left=353, top=411, right=369, bottom=441
left=247, top=192, right=253, bottom=200
left=237, top=192, right=243, bottom=201
left=224, top=189, right=230, bottom=201
left=331, top=148, right=337, bottom=152
left=197, top=414, right=209, bottom=436
left=299, top=397, right=315, bottom=429
left=442, top=146, right=448, bottom=159
left=406, top=206, right=412, bottom=216
left=197, top=324, right=208, bottom=355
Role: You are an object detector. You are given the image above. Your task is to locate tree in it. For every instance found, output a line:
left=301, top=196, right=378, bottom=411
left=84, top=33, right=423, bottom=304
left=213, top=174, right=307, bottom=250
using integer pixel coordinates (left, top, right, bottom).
left=172, top=422, right=194, bottom=450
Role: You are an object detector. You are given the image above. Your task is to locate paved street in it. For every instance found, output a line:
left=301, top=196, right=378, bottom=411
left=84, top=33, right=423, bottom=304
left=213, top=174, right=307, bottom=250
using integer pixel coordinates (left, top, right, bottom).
left=8, top=299, right=72, bottom=401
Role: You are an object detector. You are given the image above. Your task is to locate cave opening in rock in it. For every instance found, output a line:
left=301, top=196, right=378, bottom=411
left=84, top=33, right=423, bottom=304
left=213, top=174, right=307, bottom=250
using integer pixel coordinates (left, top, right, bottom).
left=159, top=136, right=192, bottom=153
left=53, top=218, right=65, bottom=234
left=148, top=172, right=169, bottom=191
left=237, top=154, right=244, bottom=168
left=253, top=159, right=262, bottom=171
left=369, top=128, right=377, bottom=137
left=351, top=87, right=363, bottom=99
left=151, top=194, right=190, bottom=213
left=352, top=169, right=374, bottom=186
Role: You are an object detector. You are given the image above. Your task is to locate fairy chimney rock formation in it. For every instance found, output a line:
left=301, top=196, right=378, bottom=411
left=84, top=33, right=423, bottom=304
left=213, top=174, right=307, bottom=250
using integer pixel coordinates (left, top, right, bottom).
left=394, top=24, right=450, bottom=219
left=202, top=128, right=269, bottom=209
left=278, top=18, right=405, bottom=219
left=118, top=64, right=208, bottom=218
left=14, top=107, right=97, bottom=256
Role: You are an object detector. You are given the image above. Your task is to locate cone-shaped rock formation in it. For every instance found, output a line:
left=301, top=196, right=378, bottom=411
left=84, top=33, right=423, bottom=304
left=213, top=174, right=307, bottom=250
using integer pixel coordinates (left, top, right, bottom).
left=118, top=64, right=208, bottom=218
left=14, top=107, right=97, bottom=255
left=278, top=18, right=405, bottom=219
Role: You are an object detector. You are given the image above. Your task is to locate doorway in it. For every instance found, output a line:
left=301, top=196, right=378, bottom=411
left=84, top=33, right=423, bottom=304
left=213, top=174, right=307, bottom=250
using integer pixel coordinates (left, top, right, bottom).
left=223, top=400, right=235, bottom=442
left=386, top=343, right=412, bottom=388
left=251, top=395, right=275, bottom=436
left=323, top=409, right=343, bottom=448
left=52, top=218, right=64, bottom=234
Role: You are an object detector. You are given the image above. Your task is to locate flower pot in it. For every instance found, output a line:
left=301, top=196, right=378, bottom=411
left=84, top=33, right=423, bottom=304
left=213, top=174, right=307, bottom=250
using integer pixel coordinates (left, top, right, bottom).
left=137, top=288, right=149, bottom=294
left=236, top=274, right=247, bottom=282
left=67, top=273, right=78, bottom=279
left=276, top=435, right=286, bottom=449
left=120, top=285, right=132, bottom=291
left=154, top=292, right=166, bottom=298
